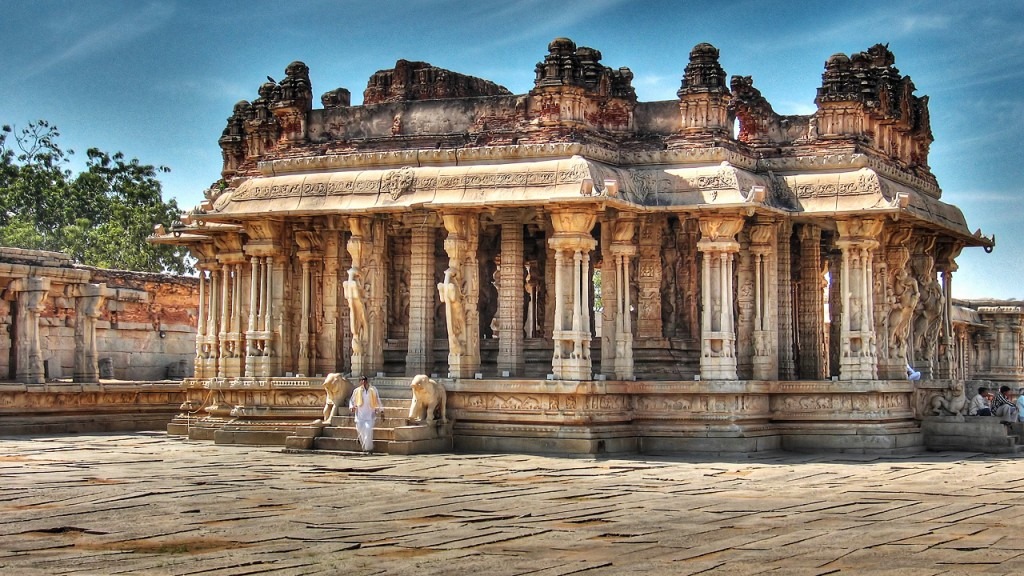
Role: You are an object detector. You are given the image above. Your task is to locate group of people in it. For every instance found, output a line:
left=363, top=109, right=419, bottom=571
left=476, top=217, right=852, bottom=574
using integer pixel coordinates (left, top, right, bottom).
left=968, top=385, right=1024, bottom=425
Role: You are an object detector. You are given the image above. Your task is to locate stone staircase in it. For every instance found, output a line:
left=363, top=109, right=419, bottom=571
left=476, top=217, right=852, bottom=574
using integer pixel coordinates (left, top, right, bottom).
left=922, top=416, right=1024, bottom=455
left=284, top=377, right=452, bottom=455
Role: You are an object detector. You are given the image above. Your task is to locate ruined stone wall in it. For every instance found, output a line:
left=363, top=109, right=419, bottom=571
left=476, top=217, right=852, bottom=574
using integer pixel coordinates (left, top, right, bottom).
left=87, top=268, right=198, bottom=381
left=0, top=248, right=198, bottom=383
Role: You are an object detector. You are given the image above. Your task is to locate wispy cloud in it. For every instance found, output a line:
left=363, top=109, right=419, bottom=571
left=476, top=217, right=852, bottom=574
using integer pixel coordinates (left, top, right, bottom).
left=28, top=2, right=175, bottom=77
left=460, top=0, right=631, bottom=52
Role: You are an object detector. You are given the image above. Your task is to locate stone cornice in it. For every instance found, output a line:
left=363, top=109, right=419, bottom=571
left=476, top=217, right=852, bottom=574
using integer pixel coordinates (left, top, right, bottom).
left=760, top=153, right=941, bottom=198
left=257, top=143, right=769, bottom=176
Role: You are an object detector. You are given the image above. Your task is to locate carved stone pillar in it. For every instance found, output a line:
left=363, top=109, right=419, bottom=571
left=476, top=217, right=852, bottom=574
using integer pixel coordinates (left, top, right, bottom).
left=749, top=222, right=778, bottom=380
left=195, top=267, right=216, bottom=379
left=776, top=221, right=795, bottom=380
left=497, top=221, right=524, bottom=376
left=294, top=230, right=323, bottom=377
left=72, top=283, right=111, bottom=383
left=320, top=225, right=341, bottom=375
left=11, top=277, right=49, bottom=384
left=637, top=216, right=663, bottom=340
left=548, top=209, right=598, bottom=380
left=736, top=230, right=754, bottom=379
left=364, top=219, right=387, bottom=374
left=697, top=217, right=743, bottom=380
left=600, top=217, right=617, bottom=378
left=216, top=260, right=244, bottom=378
left=882, top=227, right=916, bottom=379
left=244, top=253, right=276, bottom=378
left=407, top=224, right=436, bottom=376
left=835, top=218, right=883, bottom=380
left=439, top=213, right=480, bottom=378
left=935, top=241, right=963, bottom=380
left=344, top=216, right=371, bottom=377
left=797, top=225, right=827, bottom=380
left=242, top=255, right=262, bottom=377
left=911, top=236, right=941, bottom=378
left=826, top=250, right=842, bottom=379
left=607, top=217, right=637, bottom=380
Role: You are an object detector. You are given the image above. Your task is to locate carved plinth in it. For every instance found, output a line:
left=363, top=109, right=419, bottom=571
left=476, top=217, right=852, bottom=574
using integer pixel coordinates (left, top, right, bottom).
left=701, top=331, right=737, bottom=380
left=840, top=330, right=878, bottom=380
left=552, top=329, right=592, bottom=381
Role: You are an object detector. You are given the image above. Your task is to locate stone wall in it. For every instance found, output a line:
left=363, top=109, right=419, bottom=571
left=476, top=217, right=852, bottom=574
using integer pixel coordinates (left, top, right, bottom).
left=0, top=248, right=198, bottom=383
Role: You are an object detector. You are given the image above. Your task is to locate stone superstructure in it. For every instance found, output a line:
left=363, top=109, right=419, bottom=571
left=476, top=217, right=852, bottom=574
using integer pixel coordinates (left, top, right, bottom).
left=153, top=39, right=995, bottom=454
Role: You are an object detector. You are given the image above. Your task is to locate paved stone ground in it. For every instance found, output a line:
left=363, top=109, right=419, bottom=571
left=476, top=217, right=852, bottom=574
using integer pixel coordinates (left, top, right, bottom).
left=2, top=433, right=1023, bottom=575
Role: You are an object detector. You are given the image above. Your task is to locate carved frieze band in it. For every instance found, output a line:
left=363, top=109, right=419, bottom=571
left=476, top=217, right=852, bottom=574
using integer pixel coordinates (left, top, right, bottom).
left=234, top=162, right=592, bottom=201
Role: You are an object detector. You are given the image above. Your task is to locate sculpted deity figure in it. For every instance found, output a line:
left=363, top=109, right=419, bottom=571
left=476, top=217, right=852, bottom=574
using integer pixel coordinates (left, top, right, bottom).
left=914, top=276, right=943, bottom=362
left=343, top=267, right=368, bottom=355
left=437, top=267, right=466, bottom=355
left=887, top=267, right=919, bottom=360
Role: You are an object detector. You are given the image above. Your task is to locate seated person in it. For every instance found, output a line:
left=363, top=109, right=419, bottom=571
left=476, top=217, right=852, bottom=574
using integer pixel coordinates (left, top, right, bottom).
left=967, top=386, right=992, bottom=416
left=906, top=363, right=921, bottom=381
left=992, top=385, right=1018, bottom=424
left=1016, top=389, right=1024, bottom=423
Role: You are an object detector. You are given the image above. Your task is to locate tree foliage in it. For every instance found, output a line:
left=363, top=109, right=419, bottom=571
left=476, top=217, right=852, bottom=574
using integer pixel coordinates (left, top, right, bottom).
left=0, top=121, right=192, bottom=274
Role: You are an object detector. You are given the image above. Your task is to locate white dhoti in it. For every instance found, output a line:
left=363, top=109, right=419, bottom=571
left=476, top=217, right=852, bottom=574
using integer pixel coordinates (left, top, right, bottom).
left=354, top=409, right=376, bottom=452
left=349, top=384, right=382, bottom=453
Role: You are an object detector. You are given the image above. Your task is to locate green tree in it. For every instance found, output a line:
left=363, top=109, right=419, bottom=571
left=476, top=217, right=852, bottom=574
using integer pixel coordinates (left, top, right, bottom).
left=0, top=121, right=192, bottom=274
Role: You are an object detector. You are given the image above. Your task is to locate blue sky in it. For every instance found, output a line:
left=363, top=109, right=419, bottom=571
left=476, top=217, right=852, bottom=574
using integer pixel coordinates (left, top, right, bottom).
left=3, top=0, right=1022, bottom=298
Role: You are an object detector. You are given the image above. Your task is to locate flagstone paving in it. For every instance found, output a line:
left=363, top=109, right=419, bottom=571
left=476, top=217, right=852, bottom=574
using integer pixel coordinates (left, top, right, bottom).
left=1, top=433, right=1022, bottom=575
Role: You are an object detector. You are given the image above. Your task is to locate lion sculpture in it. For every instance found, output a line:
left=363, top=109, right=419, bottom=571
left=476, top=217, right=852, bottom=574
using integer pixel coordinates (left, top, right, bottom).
left=408, top=374, right=447, bottom=424
left=318, top=373, right=354, bottom=424
left=929, top=380, right=967, bottom=417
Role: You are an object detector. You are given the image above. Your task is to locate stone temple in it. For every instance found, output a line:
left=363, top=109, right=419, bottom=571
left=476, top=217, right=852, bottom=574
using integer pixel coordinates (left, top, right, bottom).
left=151, top=39, right=998, bottom=454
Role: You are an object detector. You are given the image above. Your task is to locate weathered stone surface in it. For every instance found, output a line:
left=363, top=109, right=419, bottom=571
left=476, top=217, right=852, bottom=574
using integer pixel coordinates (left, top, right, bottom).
left=1, top=433, right=1023, bottom=574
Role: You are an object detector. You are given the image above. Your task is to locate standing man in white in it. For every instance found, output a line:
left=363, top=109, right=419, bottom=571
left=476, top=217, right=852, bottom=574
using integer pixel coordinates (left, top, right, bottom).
left=349, top=376, right=383, bottom=453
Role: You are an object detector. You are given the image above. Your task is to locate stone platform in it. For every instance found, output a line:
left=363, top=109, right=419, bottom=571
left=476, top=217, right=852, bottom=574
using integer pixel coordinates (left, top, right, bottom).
left=169, top=376, right=925, bottom=456
left=2, top=432, right=1023, bottom=575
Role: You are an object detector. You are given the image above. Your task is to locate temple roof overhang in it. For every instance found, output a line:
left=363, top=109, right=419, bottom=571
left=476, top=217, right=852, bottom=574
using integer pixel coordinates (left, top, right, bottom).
left=152, top=145, right=992, bottom=250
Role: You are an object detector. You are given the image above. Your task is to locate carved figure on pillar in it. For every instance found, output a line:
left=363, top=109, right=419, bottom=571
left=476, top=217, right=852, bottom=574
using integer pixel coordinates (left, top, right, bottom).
left=344, top=267, right=369, bottom=372
left=438, top=267, right=467, bottom=357
left=888, top=267, right=919, bottom=363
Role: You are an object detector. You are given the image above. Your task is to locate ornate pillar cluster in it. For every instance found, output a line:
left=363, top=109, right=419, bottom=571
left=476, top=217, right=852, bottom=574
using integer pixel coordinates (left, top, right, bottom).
left=438, top=213, right=480, bottom=379
left=882, top=227, right=917, bottom=379
left=194, top=266, right=217, bottom=379
left=10, top=277, right=49, bottom=384
left=72, top=283, right=112, bottom=383
left=244, top=252, right=275, bottom=378
left=217, top=259, right=246, bottom=378
left=548, top=209, right=597, bottom=380
left=749, top=222, right=778, bottom=380
left=497, top=221, right=525, bottom=376
left=911, top=236, right=942, bottom=379
left=835, top=218, right=883, bottom=380
left=294, top=230, right=323, bottom=377
left=607, top=217, right=637, bottom=380
left=636, top=216, right=663, bottom=340
left=797, top=225, right=827, bottom=380
left=697, top=216, right=743, bottom=380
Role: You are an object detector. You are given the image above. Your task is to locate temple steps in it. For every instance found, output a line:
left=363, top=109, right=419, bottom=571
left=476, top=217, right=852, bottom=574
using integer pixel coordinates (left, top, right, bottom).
left=284, top=384, right=452, bottom=455
left=922, top=417, right=1024, bottom=454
